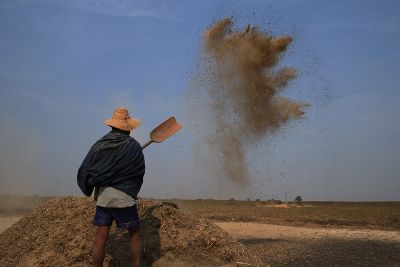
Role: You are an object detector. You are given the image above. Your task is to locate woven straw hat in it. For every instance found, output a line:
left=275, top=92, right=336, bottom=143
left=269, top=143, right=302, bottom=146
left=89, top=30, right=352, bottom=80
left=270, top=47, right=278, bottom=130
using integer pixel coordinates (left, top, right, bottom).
left=103, top=108, right=141, bottom=131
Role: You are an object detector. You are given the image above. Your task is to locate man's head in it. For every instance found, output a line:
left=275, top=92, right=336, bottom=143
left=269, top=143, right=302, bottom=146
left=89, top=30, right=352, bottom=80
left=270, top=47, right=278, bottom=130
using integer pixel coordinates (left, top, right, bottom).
left=103, top=108, right=140, bottom=132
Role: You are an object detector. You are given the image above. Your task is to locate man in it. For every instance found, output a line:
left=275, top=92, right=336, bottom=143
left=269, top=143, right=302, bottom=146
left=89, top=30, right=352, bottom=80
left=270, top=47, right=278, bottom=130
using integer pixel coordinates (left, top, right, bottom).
left=77, top=107, right=145, bottom=267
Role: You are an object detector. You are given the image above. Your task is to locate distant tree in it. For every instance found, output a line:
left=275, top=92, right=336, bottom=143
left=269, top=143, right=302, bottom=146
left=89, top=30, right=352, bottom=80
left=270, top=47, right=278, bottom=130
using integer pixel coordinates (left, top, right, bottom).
left=294, top=195, right=303, bottom=204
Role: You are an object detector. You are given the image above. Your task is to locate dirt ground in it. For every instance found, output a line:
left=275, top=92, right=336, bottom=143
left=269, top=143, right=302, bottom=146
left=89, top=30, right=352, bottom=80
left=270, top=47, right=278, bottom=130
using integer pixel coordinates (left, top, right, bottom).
left=217, top=222, right=400, bottom=266
left=216, top=222, right=400, bottom=242
left=2, top=216, right=400, bottom=266
left=1, top=198, right=400, bottom=266
left=241, top=235, right=400, bottom=267
left=0, top=197, right=262, bottom=267
left=175, top=199, right=400, bottom=230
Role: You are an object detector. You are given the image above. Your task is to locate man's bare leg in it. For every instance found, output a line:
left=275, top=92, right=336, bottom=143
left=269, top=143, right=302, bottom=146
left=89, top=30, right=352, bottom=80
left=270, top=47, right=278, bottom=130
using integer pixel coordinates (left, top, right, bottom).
left=93, top=226, right=110, bottom=267
left=128, top=226, right=141, bottom=267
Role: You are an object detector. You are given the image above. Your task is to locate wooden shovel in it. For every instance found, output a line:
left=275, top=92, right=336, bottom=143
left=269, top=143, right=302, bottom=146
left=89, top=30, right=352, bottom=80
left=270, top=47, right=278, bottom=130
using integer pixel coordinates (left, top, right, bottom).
left=141, top=117, right=182, bottom=149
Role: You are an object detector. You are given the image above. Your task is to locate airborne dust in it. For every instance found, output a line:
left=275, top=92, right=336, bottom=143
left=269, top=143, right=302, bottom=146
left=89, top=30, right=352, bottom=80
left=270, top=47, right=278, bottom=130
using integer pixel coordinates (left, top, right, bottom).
left=190, top=18, right=307, bottom=185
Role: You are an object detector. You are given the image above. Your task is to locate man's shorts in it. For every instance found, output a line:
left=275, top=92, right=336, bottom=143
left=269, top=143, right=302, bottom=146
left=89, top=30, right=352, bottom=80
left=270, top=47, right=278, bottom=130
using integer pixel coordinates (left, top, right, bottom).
left=93, top=205, right=140, bottom=229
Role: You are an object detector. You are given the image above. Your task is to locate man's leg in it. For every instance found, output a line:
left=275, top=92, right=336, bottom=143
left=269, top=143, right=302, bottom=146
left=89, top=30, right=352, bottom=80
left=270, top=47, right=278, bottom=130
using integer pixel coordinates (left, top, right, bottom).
left=93, top=226, right=110, bottom=267
left=128, top=226, right=141, bottom=267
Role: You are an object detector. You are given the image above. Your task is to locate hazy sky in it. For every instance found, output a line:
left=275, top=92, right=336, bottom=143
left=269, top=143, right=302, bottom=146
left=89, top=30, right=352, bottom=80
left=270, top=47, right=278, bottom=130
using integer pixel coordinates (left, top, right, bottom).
left=0, top=0, right=399, bottom=201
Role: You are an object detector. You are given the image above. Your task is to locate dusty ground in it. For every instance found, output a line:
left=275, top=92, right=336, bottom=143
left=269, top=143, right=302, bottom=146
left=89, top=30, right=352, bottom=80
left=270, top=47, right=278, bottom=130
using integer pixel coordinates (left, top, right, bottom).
left=241, top=235, right=400, bottom=267
left=2, top=216, right=400, bottom=266
left=216, top=222, right=400, bottom=267
left=175, top=200, right=400, bottom=266
left=175, top=199, right=400, bottom=229
left=216, top=222, right=400, bottom=242
left=1, top=198, right=400, bottom=266
left=0, top=197, right=261, bottom=267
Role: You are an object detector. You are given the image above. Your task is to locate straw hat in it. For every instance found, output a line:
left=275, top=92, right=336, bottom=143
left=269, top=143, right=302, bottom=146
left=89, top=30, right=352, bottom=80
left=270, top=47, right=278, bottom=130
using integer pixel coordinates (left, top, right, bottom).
left=103, top=108, right=141, bottom=131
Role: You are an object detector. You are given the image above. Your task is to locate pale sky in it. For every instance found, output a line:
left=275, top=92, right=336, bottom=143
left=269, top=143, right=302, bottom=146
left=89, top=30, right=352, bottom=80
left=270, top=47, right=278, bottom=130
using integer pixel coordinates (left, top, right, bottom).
left=0, top=0, right=399, bottom=201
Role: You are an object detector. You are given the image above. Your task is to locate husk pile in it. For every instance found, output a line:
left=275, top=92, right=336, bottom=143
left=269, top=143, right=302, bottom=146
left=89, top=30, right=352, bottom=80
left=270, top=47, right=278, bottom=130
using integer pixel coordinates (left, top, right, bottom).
left=0, top=197, right=262, bottom=266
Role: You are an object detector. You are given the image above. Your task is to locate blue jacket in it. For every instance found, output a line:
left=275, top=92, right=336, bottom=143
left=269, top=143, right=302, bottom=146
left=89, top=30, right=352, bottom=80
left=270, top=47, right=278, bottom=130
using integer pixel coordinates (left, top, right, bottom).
left=77, top=129, right=145, bottom=199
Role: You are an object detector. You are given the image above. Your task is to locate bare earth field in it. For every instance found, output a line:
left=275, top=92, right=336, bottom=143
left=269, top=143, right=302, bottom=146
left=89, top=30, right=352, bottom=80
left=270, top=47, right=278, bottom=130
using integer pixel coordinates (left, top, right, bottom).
left=216, top=222, right=400, bottom=242
left=174, top=199, right=400, bottom=229
left=174, top=199, right=400, bottom=266
left=217, top=222, right=400, bottom=267
left=1, top=197, right=399, bottom=266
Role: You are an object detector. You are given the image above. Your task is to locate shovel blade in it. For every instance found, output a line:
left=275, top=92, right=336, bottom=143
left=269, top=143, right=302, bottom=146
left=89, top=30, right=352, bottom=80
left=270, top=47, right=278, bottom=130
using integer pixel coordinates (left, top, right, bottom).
left=150, top=117, right=182, bottom=143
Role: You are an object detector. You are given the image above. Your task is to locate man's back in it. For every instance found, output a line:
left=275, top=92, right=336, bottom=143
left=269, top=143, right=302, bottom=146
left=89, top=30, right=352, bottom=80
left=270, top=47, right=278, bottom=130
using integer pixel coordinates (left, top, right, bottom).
left=77, top=128, right=145, bottom=200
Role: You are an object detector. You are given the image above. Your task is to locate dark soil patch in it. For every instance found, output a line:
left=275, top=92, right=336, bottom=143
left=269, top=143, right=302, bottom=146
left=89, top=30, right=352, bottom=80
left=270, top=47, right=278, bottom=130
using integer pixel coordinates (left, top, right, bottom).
left=243, top=237, right=400, bottom=267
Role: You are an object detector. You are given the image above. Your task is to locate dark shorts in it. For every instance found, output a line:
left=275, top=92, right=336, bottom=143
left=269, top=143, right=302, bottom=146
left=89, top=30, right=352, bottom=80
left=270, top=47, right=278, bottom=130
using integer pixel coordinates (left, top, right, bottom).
left=93, top=205, right=140, bottom=229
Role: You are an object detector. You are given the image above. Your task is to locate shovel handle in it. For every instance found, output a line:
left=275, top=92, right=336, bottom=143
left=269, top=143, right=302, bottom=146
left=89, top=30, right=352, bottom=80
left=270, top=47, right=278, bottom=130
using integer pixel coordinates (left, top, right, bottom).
left=141, top=140, right=153, bottom=150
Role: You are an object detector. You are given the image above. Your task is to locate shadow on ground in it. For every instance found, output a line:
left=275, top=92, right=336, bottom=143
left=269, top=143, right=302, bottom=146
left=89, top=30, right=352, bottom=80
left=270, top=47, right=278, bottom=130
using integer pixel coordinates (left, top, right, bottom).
left=241, top=237, right=400, bottom=267
left=106, top=207, right=162, bottom=267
